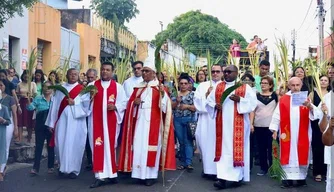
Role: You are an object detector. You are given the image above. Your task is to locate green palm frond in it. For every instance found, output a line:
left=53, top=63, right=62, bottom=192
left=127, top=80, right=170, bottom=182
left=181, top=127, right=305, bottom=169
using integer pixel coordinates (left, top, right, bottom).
left=27, top=48, right=37, bottom=92
left=220, top=81, right=243, bottom=104
left=61, top=49, right=73, bottom=82
left=155, top=42, right=163, bottom=74
left=80, top=85, right=98, bottom=96
left=268, top=140, right=287, bottom=182
left=206, top=50, right=212, bottom=86
left=113, top=54, right=132, bottom=84
left=48, top=85, right=69, bottom=98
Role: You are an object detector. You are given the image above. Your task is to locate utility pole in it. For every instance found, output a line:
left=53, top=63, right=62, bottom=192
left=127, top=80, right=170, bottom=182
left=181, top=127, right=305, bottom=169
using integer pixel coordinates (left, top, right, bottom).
left=159, top=21, right=163, bottom=32
left=317, top=0, right=325, bottom=63
left=291, top=29, right=296, bottom=62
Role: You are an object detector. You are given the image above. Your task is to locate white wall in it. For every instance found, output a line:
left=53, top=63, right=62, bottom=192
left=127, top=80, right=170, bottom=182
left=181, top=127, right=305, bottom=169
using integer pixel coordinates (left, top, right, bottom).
left=60, top=27, right=81, bottom=69
left=0, top=8, right=29, bottom=75
left=324, top=0, right=334, bottom=34
left=68, top=0, right=92, bottom=9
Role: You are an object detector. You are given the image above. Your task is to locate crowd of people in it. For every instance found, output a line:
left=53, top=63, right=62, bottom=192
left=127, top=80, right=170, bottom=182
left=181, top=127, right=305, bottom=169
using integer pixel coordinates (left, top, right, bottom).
left=0, top=58, right=333, bottom=191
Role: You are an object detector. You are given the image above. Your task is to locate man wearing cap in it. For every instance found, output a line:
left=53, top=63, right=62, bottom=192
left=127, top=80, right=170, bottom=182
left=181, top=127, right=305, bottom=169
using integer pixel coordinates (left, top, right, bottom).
left=118, top=57, right=176, bottom=186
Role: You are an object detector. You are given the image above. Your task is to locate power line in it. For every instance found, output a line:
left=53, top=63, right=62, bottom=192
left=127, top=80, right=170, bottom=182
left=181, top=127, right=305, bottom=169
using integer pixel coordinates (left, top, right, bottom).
left=297, top=0, right=314, bottom=31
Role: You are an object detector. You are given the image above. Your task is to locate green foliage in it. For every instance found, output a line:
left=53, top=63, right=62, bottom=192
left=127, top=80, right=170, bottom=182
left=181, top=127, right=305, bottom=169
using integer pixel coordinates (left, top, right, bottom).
left=155, top=41, right=163, bottom=74
left=80, top=85, right=98, bottom=96
left=112, top=54, right=132, bottom=84
left=0, top=0, right=38, bottom=28
left=268, top=140, right=287, bottom=182
left=90, top=0, right=139, bottom=26
left=27, top=48, right=37, bottom=93
left=153, top=10, right=247, bottom=58
left=48, top=85, right=70, bottom=98
left=220, top=82, right=242, bottom=104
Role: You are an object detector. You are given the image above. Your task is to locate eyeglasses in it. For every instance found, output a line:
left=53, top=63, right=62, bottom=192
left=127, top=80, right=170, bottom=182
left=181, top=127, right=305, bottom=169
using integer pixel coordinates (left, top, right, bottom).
left=142, top=69, right=152, bottom=73
left=211, top=70, right=221, bottom=74
left=223, top=70, right=236, bottom=74
left=260, top=82, right=269, bottom=85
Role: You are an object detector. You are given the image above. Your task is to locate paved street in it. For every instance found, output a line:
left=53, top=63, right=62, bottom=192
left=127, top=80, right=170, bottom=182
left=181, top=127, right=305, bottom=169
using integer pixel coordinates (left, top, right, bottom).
left=0, top=154, right=326, bottom=192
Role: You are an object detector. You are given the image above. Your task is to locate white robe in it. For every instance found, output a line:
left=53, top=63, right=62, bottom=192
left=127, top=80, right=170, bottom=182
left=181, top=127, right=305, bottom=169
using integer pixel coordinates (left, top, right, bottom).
left=131, top=80, right=169, bottom=180
left=123, top=76, right=143, bottom=99
left=206, top=81, right=257, bottom=182
left=45, top=82, right=90, bottom=175
left=88, top=80, right=127, bottom=179
left=194, top=80, right=221, bottom=175
left=269, top=91, right=313, bottom=180
left=315, top=92, right=334, bottom=192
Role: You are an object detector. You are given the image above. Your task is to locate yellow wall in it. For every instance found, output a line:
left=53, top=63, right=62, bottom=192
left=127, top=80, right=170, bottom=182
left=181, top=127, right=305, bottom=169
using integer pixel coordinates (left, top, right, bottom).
left=29, top=2, right=61, bottom=73
left=77, top=23, right=101, bottom=73
left=136, top=41, right=149, bottom=62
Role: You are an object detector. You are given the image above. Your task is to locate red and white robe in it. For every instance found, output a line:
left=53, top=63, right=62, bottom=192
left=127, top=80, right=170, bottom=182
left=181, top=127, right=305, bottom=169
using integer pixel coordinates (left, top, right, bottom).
left=118, top=79, right=176, bottom=179
left=269, top=91, right=313, bottom=180
left=87, top=80, right=127, bottom=180
left=206, top=81, right=257, bottom=182
left=45, top=82, right=90, bottom=175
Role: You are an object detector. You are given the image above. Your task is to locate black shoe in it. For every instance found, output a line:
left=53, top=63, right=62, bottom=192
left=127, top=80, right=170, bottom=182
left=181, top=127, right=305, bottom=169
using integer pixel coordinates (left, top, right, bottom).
left=281, top=180, right=293, bottom=189
left=106, top=178, right=118, bottom=184
left=257, top=170, right=267, bottom=176
left=90, top=179, right=105, bottom=188
left=58, top=170, right=64, bottom=177
left=213, top=179, right=226, bottom=190
left=201, top=171, right=208, bottom=178
left=295, top=180, right=307, bottom=187
left=85, top=164, right=92, bottom=171
left=69, top=173, right=77, bottom=179
left=144, top=179, right=156, bottom=186
left=207, top=174, right=218, bottom=181
left=231, top=180, right=242, bottom=188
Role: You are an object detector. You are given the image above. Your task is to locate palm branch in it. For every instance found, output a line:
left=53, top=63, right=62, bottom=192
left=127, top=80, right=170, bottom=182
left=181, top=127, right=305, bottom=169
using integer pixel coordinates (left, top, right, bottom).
left=220, top=81, right=243, bottom=104
left=268, top=140, right=287, bottom=182
left=27, top=47, right=37, bottom=93
left=206, top=50, right=212, bottom=86
left=275, top=37, right=289, bottom=90
left=80, top=85, right=98, bottom=96
left=172, top=58, right=179, bottom=97
left=113, top=54, right=131, bottom=84
left=61, top=49, right=73, bottom=83
left=155, top=41, right=163, bottom=74
left=48, top=85, right=69, bottom=98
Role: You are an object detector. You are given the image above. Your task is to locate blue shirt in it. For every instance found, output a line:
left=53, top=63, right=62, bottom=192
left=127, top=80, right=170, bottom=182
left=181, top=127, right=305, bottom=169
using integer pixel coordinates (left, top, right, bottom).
left=26, top=95, right=52, bottom=113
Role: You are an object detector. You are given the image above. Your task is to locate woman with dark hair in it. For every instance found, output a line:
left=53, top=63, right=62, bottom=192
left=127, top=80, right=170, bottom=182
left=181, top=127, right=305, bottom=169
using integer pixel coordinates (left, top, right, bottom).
left=48, top=71, right=60, bottom=85
left=0, top=79, right=17, bottom=180
left=309, top=75, right=330, bottom=182
left=251, top=76, right=278, bottom=176
left=194, top=70, right=206, bottom=89
left=16, top=70, right=37, bottom=143
left=171, top=75, right=196, bottom=172
left=292, top=66, right=311, bottom=92
left=34, top=69, right=45, bottom=96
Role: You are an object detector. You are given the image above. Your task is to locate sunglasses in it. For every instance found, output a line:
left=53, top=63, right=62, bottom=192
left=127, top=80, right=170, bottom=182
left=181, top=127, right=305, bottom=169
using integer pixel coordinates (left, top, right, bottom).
left=142, top=69, right=152, bottom=73
left=211, top=70, right=221, bottom=74
left=179, top=82, right=188, bottom=85
left=223, top=70, right=236, bottom=74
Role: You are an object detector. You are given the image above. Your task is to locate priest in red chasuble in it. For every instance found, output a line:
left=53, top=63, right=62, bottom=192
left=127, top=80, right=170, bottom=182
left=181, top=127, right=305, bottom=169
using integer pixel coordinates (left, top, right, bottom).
left=88, top=62, right=127, bottom=188
left=269, top=77, right=316, bottom=188
left=118, top=57, right=176, bottom=186
left=206, top=65, right=257, bottom=190
left=45, top=68, right=90, bottom=179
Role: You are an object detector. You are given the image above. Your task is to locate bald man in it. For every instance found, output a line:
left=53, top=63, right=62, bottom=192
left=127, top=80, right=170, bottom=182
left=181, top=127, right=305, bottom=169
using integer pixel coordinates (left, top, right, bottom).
left=269, top=77, right=316, bottom=188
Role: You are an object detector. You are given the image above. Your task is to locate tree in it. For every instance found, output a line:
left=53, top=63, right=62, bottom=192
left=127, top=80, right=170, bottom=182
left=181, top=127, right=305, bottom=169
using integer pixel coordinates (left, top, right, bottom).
left=0, top=0, right=38, bottom=28
left=153, top=10, right=247, bottom=58
left=90, top=0, right=139, bottom=26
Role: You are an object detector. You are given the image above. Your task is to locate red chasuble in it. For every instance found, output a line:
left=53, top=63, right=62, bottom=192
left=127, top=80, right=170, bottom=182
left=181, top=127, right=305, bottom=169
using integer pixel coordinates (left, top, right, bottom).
left=92, top=80, right=118, bottom=173
left=214, top=82, right=246, bottom=167
left=49, top=84, right=83, bottom=147
left=118, top=85, right=176, bottom=172
left=279, top=95, right=310, bottom=166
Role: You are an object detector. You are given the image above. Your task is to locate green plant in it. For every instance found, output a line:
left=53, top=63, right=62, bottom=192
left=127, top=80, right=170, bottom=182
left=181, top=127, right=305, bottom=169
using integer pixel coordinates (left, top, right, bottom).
left=268, top=140, right=287, bottom=182
left=27, top=48, right=37, bottom=93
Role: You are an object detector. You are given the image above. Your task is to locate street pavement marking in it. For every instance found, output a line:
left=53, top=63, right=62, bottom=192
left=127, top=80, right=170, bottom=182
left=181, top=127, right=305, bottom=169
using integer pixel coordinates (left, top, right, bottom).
left=166, top=169, right=186, bottom=192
